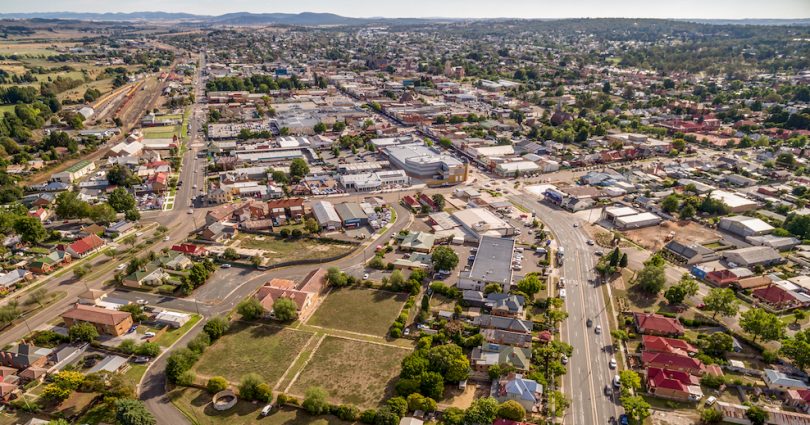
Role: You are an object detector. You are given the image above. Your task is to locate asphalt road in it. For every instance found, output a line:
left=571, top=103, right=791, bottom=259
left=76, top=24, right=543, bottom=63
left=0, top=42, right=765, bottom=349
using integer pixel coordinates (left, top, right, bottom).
left=509, top=192, right=621, bottom=425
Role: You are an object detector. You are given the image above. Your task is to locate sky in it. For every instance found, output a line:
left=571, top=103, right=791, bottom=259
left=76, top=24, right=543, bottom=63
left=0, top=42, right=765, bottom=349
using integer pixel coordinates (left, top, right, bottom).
left=2, top=0, right=809, bottom=19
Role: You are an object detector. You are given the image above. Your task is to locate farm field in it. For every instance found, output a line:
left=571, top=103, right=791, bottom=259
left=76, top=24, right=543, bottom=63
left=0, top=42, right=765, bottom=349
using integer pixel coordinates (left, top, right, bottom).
left=306, top=287, right=408, bottom=336
left=194, top=322, right=313, bottom=385
left=234, top=234, right=356, bottom=265
left=170, top=387, right=355, bottom=425
left=288, top=336, right=411, bottom=408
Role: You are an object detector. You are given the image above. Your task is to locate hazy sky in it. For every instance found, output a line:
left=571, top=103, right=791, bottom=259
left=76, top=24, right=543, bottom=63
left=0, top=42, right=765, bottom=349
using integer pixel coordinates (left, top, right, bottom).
left=3, top=0, right=809, bottom=19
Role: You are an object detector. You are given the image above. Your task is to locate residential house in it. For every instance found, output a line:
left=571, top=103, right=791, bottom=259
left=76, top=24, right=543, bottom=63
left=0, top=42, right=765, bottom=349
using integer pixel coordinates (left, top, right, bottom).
left=266, top=198, right=305, bottom=224
left=706, top=269, right=739, bottom=287
left=642, top=335, right=699, bottom=357
left=29, top=251, right=71, bottom=275
left=63, top=234, right=105, bottom=259
left=763, top=369, right=810, bottom=391
left=641, top=352, right=705, bottom=376
left=399, top=232, right=436, bottom=253
left=200, top=222, right=238, bottom=242
left=122, top=264, right=167, bottom=288
left=480, top=329, right=533, bottom=348
left=171, top=243, right=208, bottom=258
left=634, top=312, right=685, bottom=336
left=486, top=293, right=525, bottom=318
left=753, top=285, right=802, bottom=310
left=475, top=315, right=533, bottom=334
left=61, top=304, right=133, bottom=336
left=646, top=367, right=703, bottom=402
left=0, top=269, right=33, bottom=292
left=470, top=343, right=532, bottom=373
left=255, top=280, right=317, bottom=319
left=492, top=373, right=542, bottom=411
left=0, top=343, right=48, bottom=370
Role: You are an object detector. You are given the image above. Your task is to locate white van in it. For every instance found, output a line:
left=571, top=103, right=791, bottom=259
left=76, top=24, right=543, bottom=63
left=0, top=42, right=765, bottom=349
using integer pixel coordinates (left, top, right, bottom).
left=559, top=289, right=567, bottom=299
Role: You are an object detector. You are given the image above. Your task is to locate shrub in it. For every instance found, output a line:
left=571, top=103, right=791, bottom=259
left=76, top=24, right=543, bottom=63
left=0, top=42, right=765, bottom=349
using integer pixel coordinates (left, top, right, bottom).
left=303, top=386, right=330, bottom=415
left=335, top=404, right=361, bottom=421
left=238, top=373, right=266, bottom=401
left=207, top=376, right=228, bottom=393
left=360, top=409, right=377, bottom=424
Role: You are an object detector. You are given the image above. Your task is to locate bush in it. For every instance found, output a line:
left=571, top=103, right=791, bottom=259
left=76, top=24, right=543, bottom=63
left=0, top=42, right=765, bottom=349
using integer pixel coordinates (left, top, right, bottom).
left=207, top=376, right=228, bottom=393
left=303, top=386, right=330, bottom=415
left=277, top=393, right=300, bottom=406
left=360, top=409, right=377, bottom=424
left=203, top=316, right=230, bottom=340
left=187, top=332, right=211, bottom=354
left=238, top=373, right=267, bottom=401
left=700, top=374, right=725, bottom=389
left=335, top=404, right=361, bottom=421
left=177, top=370, right=196, bottom=386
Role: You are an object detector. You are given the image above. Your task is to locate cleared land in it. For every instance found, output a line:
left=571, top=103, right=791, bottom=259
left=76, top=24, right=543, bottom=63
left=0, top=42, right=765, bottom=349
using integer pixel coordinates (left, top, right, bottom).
left=171, top=388, right=353, bottom=425
left=623, top=220, right=719, bottom=251
left=307, top=288, right=408, bottom=336
left=289, top=336, right=410, bottom=407
left=142, top=125, right=180, bottom=139
left=235, top=234, right=356, bottom=265
left=194, top=322, right=313, bottom=385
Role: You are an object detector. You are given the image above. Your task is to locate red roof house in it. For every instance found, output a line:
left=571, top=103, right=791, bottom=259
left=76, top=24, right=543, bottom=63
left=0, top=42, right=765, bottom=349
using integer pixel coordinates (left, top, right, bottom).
left=706, top=269, right=739, bottom=287
left=171, top=243, right=208, bottom=257
left=64, top=234, right=105, bottom=259
left=646, top=367, right=703, bottom=402
left=753, top=285, right=801, bottom=309
left=642, top=335, right=698, bottom=357
left=634, top=312, right=685, bottom=336
left=402, top=195, right=420, bottom=210
left=641, top=352, right=705, bottom=376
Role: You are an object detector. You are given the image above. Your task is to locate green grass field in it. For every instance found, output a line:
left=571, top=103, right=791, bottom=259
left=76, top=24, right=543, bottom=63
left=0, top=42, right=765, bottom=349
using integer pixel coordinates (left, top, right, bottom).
left=306, top=288, right=407, bottom=337
left=170, top=388, right=354, bottom=425
left=142, top=125, right=180, bottom=139
left=194, top=322, right=313, bottom=385
left=289, top=336, right=410, bottom=407
left=235, top=234, right=356, bottom=265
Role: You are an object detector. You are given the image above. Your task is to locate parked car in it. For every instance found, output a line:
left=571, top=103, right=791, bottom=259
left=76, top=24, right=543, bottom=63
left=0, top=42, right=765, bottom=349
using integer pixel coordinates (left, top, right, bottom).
left=144, top=331, right=156, bottom=338
left=133, top=356, right=151, bottom=364
left=705, top=396, right=717, bottom=406
left=136, top=299, right=148, bottom=305
left=221, top=263, right=232, bottom=269
left=595, top=325, right=602, bottom=334
left=604, top=385, right=613, bottom=396
left=363, top=273, right=369, bottom=280
left=609, top=358, right=617, bottom=369
left=261, top=404, right=273, bottom=416
left=613, top=375, right=621, bottom=388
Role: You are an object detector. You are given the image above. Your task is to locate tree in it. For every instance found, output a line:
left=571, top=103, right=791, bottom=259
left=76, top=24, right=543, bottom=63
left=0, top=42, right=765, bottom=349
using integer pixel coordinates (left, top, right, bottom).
left=386, top=397, right=408, bottom=417
left=273, top=297, right=298, bottom=322
left=304, top=218, right=320, bottom=234
left=207, top=376, right=228, bottom=394
left=516, top=274, right=543, bottom=297
left=289, top=158, right=310, bottom=181
left=431, top=246, right=459, bottom=271
left=313, top=122, right=327, bottom=134
left=238, top=373, right=270, bottom=402
left=271, top=170, right=289, bottom=185
left=203, top=316, right=230, bottom=341
left=496, top=400, right=526, bottom=421
left=701, top=408, right=724, bottom=424
left=703, top=288, right=738, bottom=319
left=108, top=188, right=136, bottom=212
left=14, top=216, right=47, bottom=244
left=664, top=275, right=698, bottom=305
left=619, top=253, right=628, bottom=268
left=431, top=194, right=446, bottom=211
left=661, top=194, right=679, bottom=213
left=781, top=329, right=810, bottom=371
left=27, top=288, right=49, bottom=308
left=704, top=332, right=734, bottom=357
left=740, top=309, right=785, bottom=343
left=634, top=261, right=666, bottom=294
left=69, top=322, right=99, bottom=342
left=90, top=203, right=117, bottom=224
left=464, top=397, right=499, bottom=425
left=419, top=371, right=444, bottom=400
left=136, top=342, right=160, bottom=357
left=119, top=304, right=147, bottom=322
left=794, top=310, right=807, bottom=325
left=746, top=405, right=768, bottom=425
left=303, top=386, right=329, bottom=415
left=621, top=395, right=651, bottom=423
left=42, top=383, right=71, bottom=402
left=115, top=399, right=156, bottom=425
left=237, top=297, right=265, bottom=320
left=619, top=370, right=642, bottom=393
left=165, top=348, right=199, bottom=384
left=326, top=267, right=348, bottom=287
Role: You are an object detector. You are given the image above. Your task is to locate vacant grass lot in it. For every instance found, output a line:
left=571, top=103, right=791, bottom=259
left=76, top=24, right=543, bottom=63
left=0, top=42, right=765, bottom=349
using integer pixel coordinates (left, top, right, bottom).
left=235, top=234, right=356, bottom=265
left=289, top=336, right=410, bottom=407
left=142, top=125, right=180, bottom=139
left=170, top=387, right=354, bottom=425
left=194, top=322, right=313, bottom=385
left=307, top=288, right=408, bottom=336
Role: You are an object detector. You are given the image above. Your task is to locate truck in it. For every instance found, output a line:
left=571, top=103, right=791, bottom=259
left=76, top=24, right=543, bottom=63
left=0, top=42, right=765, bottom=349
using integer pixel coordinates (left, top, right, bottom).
left=556, top=246, right=565, bottom=266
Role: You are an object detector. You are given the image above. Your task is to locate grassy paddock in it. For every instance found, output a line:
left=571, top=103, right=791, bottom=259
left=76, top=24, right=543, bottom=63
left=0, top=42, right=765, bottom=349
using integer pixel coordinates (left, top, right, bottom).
left=306, top=287, right=408, bottom=336
left=288, top=336, right=410, bottom=408
left=194, top=322, right=313, bottom=385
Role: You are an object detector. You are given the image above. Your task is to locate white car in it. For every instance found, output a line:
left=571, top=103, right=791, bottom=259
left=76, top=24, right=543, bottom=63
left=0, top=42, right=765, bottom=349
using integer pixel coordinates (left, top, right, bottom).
left=587, top=240, right=595, bottom=246
left=163, top=236, right=170, bottom=241
left=613, top=375, right=621, bottom=388
left=116, top=264, right=126, bottom=271
left=561, top=354, right=568, bottom=365
left=261, top=404, right=273, bottom=417
left=221, top=263, right=232, bottom=269
left=595, top=325, right=602, bottom=334
left=363, top=273, right=369, bottom=280
left=609, top=358, right=617, bottom=369
left=144, top=331, right=156, bottom=338
left=136, top=299, right=148, bottom=305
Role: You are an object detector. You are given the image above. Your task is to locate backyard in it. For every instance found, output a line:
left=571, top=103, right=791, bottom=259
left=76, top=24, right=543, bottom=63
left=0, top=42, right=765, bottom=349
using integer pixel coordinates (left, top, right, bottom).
left=170, top=387, right=355, bottom=425
left=306, top=288, right=409, bottom=336
left=234, top=234, right=357, bottom=265
left=194, top=322, right=313, bottom=385
left=288, top=336, right=411, bottom=408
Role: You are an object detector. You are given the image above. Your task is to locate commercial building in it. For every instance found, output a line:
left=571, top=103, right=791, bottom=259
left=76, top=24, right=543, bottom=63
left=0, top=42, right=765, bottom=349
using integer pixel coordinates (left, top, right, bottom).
left=710, top=190, right=758, bottom=213
left=311, top=200, right=341, bottom=230
left=334, top=202, right=368, bottom=228
left=339, top=170, right=409, bottom=192
left=719, top=216, right=774, bottom=237
left=50, top=160, right=96, bottom=184
left=384, top=143, right=467, bottom=186
left=458, top=236, right=515, bottom=292
left=722, top=246, right=785, bottom=267
left=451, top=208, right=515, bottom=240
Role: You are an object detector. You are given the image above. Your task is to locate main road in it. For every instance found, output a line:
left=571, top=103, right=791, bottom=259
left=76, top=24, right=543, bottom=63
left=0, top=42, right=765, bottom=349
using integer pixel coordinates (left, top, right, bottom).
left=510, top=193, right=622, bottom=425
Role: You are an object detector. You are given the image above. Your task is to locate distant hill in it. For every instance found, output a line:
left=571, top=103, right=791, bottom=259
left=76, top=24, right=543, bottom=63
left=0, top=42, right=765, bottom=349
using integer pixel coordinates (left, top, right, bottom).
left=0, top=12, right=807, bottom=27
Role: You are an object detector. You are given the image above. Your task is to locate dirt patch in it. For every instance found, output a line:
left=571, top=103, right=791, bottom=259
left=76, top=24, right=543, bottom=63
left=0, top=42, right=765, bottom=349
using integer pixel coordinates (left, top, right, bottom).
left=440, top=382, right=490, bottom=409
left=623, top=221, right=719, bottom=252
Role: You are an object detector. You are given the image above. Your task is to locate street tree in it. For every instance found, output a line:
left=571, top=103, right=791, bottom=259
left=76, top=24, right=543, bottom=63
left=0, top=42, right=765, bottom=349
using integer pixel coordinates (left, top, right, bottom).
left=740, top=309, right=785, bottom=343
left=634, top=261, right=666, bottom=294
left=108, top=188, right=136, bottom=212
left=703, top=288, right=738, bottom=319
left=69, top=322, right=99, bottom=342
left=621, top=395, right=651, bottom=423
left=203, top=316, right=230, bottom=341
left=516, top=274, right=543, bottom=297
left=237, top=297, right=265, bottom=320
